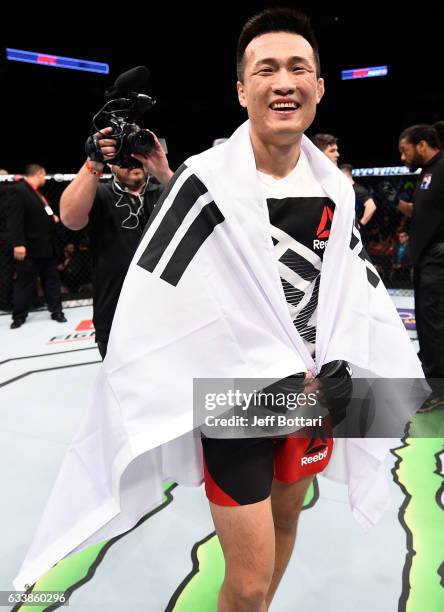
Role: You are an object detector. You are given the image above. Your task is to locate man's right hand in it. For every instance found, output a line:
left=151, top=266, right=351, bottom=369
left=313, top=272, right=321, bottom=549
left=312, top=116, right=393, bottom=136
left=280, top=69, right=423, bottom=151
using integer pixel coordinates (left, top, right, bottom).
left=86, top=127, right=118, bottom=167
left=62, top=130, right=119, bottom=230
left=14, top=246, right=26, bottom=260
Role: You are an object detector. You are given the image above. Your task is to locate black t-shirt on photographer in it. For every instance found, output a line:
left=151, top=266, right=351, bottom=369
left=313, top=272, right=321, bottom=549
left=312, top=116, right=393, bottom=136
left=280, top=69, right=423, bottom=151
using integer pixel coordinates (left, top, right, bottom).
left=89, top=178, right=163, bottom=344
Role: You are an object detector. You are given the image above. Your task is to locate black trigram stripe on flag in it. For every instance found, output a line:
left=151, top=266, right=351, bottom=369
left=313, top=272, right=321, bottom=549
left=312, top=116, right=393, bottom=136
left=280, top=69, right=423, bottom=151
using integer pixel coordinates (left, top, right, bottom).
left=358, top=247, right=380, bottom=286
left=160, top=202, right=225, bottom=286
left=137, top=169, right=225, bottom=286
left=138, top=169, right=208, bottom=273
left=139, top=163, right=188, bottom=242
left=357, top=246, right=371, bottom=262
left=350, top=232, right=359, bottom=250
left=366, top=268, right=380, bottom=288
left=349, top=223, right=381, bottom=288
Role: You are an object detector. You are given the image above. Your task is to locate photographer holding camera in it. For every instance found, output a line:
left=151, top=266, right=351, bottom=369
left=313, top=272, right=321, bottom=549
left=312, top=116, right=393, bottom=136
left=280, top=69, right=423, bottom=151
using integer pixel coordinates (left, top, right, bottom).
left=60, top=128, right=173, bottom=358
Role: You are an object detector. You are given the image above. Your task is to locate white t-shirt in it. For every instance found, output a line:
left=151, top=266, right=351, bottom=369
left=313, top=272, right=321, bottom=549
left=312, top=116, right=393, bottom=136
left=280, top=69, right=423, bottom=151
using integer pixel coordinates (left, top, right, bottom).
left=258, top=150, right=335, bottom=356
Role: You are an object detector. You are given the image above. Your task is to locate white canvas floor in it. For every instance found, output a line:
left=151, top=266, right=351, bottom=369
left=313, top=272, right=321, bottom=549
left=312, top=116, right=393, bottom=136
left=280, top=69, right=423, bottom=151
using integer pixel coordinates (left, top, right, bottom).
left=1, top=302, right=442, bottom=611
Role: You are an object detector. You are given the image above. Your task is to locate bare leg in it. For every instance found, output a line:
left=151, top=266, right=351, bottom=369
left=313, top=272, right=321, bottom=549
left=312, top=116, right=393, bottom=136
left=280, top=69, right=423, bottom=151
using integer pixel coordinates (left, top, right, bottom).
left=266, top=475, right=314, bottom=608
left=210, top=498, right=275, bottom=612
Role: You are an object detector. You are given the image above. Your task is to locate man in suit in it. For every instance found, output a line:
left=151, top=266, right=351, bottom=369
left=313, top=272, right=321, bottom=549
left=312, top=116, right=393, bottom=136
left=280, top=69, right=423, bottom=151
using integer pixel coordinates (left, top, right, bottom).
left=0, top=169, right=14, bottom=311
left=8, top=164, right=67, bottom=328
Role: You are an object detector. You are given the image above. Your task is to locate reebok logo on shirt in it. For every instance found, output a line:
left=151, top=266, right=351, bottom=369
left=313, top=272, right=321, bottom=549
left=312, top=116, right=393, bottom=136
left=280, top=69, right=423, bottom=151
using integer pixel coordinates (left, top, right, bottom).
left=313, top=238, right=329, bottom=250
left=313, top=205, right=334, bottom=250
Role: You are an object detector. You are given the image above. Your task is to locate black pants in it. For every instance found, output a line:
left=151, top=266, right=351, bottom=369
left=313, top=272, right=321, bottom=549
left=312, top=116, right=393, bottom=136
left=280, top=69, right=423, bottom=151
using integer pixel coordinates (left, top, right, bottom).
left=12, top=257, right=63, bottom=321
left=96, top=339, right=108, bottom=360
left=414, top=243, right=444, bottom=395
left=0, top=245, right=14, bottom=310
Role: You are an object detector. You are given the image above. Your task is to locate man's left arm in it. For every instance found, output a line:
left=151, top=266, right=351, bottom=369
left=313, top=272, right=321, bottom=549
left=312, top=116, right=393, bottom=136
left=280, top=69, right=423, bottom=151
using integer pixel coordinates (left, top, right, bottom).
left=360, top=197, right=377, bottom=226
left=132, top=131, right=174, bottom=186
left=7, top=186, right=27, bottom=253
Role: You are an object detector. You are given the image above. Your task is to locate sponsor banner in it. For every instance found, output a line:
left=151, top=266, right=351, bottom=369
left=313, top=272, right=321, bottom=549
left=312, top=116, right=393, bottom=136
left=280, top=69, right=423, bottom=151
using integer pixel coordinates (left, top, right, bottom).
left=47, top=320, right=95, bottom=345
left=397, top=308, right=416, bottom=331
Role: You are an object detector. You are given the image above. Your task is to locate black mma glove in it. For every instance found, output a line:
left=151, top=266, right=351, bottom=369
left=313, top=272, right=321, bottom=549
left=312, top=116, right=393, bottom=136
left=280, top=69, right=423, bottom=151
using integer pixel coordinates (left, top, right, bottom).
left=316, top=360, right=353, bottom=428
left=85, top=134, right=106, bottom=163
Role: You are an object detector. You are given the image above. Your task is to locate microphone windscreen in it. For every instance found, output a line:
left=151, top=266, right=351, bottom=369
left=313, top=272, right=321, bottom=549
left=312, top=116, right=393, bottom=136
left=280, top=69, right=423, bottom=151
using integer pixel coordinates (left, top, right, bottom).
left=114, top=66, right=150, bottom=92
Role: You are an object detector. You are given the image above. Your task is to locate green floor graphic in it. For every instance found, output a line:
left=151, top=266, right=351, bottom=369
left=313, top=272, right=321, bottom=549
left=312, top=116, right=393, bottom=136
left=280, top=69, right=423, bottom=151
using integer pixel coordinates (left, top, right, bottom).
left=15, top=543, right=106, bottom=612
left=392, top=412, right=444, bottom=612
left=14, top=482, right=177, bottom=612
left=13, top=433, right=444, bottom=612
left=167, top=533, right=224, bottom=612
left=168, top=479, right=318, bottom=611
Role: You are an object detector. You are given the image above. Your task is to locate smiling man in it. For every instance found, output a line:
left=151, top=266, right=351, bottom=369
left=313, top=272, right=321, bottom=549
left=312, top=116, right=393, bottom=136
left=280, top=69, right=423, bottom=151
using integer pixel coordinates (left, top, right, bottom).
left=200, top=9, right=336, bottom=612
left=15, top=6, right=426, bottom=604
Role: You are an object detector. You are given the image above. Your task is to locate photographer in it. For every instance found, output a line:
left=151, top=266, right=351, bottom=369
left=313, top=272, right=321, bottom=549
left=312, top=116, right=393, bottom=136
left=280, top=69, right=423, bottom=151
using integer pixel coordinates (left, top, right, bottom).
left=61, top=128, right=173, bottom=358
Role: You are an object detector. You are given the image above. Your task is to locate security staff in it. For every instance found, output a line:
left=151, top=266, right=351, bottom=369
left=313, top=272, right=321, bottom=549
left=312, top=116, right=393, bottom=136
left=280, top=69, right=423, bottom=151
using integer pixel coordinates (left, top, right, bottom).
left=9, top=164, right=66, bottom=328
left=399, top=124, right=444, bottom=411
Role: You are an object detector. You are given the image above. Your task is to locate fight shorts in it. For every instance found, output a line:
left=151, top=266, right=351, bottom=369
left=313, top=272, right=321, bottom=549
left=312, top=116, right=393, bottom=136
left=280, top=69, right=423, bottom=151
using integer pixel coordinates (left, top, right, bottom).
left=201, top=360, right=351, bottom=506
left=201, top=434, right=334, bottom=506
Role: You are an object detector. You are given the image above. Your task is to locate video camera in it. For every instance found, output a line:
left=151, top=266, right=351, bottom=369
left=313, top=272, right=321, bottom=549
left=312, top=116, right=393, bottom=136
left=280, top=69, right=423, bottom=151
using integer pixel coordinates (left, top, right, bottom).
left=86, top=66, right=156, bottom=168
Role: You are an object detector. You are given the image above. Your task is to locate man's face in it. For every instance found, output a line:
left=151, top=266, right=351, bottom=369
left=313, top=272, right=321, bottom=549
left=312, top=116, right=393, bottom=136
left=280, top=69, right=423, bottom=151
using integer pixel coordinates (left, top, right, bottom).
left=399, top=138, right=424, bottom=172
left=323, top=144, right=339, bottom=165
left=237, top=32, right=324, bottom=146
left=111, top=165, right=147, bottom=189
left=398, top=232, right=409, bottom=244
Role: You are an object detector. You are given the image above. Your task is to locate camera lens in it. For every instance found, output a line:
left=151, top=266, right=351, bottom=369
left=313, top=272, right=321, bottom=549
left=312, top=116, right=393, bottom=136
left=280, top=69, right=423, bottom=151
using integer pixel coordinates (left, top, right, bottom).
left=128, top=129, right=155, bottom=156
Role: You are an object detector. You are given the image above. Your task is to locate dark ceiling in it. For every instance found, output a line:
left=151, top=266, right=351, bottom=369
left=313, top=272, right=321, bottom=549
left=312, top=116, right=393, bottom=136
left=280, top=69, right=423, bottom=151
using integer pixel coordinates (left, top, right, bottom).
left=1, top=3, right=441, bottom=172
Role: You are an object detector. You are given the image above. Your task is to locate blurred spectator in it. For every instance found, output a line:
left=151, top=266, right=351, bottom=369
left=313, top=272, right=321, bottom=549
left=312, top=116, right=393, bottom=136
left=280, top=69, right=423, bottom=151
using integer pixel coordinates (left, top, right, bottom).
left=390, top=231, right=412, bottom=284
left=339, top=163, right=377, bottom=238
left=367, top=231, right=394, bottom=283
left=311, top=133, right=339, bottom=165
left=57, top=240, right=91, bottom=293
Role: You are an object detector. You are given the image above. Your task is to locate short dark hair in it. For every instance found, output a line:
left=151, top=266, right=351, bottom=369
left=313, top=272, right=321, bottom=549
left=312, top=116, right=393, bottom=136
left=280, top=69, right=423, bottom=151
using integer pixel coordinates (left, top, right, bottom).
left=433, top=121, right=444, bottom=148
left=339, top=163, right=353, bottom=174
left=236, top=7, right=320, bottom=82
left=399, top=124, right=440, bottom=149
left=25, top=163, right=45, bottom=177
left=312, top=133, right=338, bottom=151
